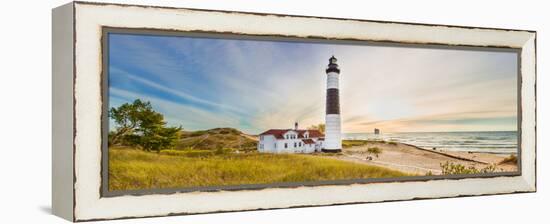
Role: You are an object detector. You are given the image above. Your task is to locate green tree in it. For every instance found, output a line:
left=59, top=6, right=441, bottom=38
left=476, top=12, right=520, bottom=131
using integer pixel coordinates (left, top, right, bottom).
left=108, top=99, right=181, bottom=151
left=308, top=124, right=325, bottom=134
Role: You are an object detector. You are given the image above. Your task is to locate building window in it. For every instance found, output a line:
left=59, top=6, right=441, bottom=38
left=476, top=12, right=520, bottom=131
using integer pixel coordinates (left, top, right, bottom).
left=284, top=143, right=288, bottom=148
left=294, top=142, right=297, bottom=148
left=299, top=142, right=302, bottom=147
left=259, top=144, right=263, bottom=149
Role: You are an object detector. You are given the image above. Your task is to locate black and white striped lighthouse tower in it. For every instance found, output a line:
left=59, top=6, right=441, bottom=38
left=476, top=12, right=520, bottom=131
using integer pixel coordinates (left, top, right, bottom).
left=323, top=56, right=342, bottom=152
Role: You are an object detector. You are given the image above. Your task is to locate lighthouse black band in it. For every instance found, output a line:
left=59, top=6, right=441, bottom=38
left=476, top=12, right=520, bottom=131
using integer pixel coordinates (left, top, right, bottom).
left=326, top=88, right=340, bottom=114
left=325, top=67, right=340, bottom=74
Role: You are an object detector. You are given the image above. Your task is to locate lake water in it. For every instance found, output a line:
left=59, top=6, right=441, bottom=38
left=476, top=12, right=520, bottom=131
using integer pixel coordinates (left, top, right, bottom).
left=343, top=131, right=518, bottom=154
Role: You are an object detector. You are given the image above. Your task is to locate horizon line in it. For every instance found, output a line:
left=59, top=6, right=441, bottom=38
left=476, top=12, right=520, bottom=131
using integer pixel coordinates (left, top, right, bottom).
left=175, top=127, right=517, bottom=135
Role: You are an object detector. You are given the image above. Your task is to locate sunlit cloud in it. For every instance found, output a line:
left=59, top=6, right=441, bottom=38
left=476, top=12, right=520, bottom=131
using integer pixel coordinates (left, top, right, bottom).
left=108, top=33, right=518, bottom=134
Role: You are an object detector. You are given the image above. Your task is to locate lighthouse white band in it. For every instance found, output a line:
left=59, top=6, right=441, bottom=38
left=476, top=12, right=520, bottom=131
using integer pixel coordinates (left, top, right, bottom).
left=324, top=114, right=342, bottom=150
left=326, top=72, right=339, bottom=89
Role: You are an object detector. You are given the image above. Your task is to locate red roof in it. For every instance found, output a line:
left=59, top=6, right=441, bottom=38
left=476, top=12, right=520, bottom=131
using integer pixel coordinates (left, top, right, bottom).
left=258, top=129, right=288, bottom=139
left=259, top=129, right=325, bottom=139
left=302, top=139, right=315, bottom=144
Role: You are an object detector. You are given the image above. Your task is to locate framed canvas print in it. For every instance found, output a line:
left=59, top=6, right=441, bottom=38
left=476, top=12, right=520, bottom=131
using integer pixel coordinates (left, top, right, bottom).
left=52, top=1, right=537, bottom=222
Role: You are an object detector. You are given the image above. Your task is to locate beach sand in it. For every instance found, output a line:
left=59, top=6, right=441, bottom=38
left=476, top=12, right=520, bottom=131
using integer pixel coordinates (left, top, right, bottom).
left=333, top=141, right=518, bottom=175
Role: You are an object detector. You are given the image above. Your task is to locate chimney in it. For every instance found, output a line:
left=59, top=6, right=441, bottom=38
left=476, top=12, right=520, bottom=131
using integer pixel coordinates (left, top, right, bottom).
left=294, top=122, right=298, bottom=130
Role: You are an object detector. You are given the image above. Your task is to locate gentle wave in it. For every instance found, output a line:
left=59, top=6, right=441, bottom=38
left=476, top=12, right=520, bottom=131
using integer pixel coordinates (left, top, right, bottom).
left=343, top=131, right=518, bottom=154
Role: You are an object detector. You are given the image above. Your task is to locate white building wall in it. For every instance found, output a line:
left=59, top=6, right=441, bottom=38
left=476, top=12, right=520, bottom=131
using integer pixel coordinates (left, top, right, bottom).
left=258, top=131, right=325, bottom=154
left=274, top=138, right=288, bottom=153
left=279, top=131, right=300, bottom=153
left=280, top=139, right=302, bottom=153
left=258, top=135, right=277, bottom=153
left=315, top=140, right=324, bottom=151
left=303, top=144, right=315, bottom=153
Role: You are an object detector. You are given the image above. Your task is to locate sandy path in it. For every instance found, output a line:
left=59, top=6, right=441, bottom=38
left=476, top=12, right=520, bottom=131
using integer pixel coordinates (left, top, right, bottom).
left=334, top=142, right=517, bottom=175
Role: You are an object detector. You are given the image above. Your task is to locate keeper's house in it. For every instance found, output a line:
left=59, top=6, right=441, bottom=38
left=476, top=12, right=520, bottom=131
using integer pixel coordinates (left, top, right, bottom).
left=257, top=123, right=324, bottom=153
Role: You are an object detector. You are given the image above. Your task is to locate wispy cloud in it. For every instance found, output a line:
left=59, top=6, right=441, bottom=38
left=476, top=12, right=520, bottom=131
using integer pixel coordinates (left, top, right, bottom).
left=108, top=33, right=518, bottom=134
left=110, top=67, right=246, bottom=114
left=110, top=87, right=241, bottom=131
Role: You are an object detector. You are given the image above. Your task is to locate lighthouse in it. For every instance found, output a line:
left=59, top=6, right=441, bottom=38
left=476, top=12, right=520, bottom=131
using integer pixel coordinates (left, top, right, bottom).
left=323, top=56, right=342, bottom=152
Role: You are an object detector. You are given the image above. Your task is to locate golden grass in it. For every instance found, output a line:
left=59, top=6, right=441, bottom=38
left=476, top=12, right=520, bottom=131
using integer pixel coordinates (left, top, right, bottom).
left=109, top=147, right=407, bottom=191
left=342, top=139, right=390, bottom=148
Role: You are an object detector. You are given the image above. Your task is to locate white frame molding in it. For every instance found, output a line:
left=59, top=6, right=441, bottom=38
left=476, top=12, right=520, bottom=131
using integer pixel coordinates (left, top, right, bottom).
left=52, top=1, right=536, bottom=222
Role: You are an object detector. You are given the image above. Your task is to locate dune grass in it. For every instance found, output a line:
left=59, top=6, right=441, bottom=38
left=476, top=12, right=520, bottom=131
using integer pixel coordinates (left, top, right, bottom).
left=176, top=128, right=257, bottom=152
left=499, top=154, right=518, bottom=165
left=342, top=139, right=397, bottom=148
left=367, top=147, right=383, bottom=157
left=109, top=147, right=407, bottom=191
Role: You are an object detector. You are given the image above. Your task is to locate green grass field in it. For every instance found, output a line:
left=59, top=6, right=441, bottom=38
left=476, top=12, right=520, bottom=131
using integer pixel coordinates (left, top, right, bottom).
left=109, top=147, right=407, bottom=191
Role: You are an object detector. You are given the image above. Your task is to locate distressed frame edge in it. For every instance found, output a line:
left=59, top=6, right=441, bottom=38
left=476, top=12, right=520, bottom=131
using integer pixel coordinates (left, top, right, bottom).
left=519, top=32, right=537, bottom=191
left=52, top=2, right=76, bottom=222
left=70, top=2, right=537, bottom=222
left=75, top=0, right=536, bottom=33
left=80, top=190, right=536, bottom=223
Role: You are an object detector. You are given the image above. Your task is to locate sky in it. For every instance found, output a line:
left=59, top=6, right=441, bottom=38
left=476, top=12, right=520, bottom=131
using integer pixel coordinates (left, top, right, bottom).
left=108, top=33, right=518, bottom=134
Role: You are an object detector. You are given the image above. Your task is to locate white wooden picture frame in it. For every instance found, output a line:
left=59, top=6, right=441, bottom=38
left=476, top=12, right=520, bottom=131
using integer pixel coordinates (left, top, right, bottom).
left=52, top=1, right=536, bottom=222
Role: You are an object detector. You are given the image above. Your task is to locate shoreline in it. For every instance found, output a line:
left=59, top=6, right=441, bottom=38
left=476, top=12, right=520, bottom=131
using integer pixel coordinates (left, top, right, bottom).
left=398, top=142, right=489, bottom=164
left=332, top=140, right=518, bottom=175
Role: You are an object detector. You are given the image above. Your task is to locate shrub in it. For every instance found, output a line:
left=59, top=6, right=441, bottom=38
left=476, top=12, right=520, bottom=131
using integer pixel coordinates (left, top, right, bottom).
left=367, top=147, right=382, bottom=158
left=499, top=154, right=518, bottom=165
left=440, top=162, right=498, bottom=175
left=342, top=140, right=370, bottom=148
